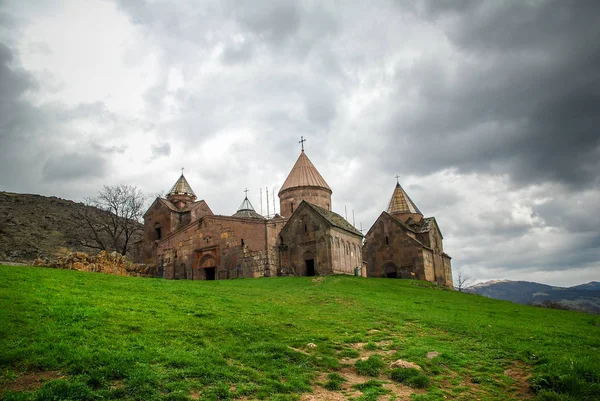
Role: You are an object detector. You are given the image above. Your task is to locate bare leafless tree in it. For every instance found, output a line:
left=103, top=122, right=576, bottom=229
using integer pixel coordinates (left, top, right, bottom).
left=77, top=185, right=146, bottom=256
left=455, top=268, right=473, bottom=292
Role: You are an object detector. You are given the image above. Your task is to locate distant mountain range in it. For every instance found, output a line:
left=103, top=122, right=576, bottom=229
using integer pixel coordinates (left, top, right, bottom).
left=466, top=280, right=600, bottom=314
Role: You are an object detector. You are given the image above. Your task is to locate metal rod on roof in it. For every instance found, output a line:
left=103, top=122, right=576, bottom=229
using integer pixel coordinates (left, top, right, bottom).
left=260, top=188, right=263, bottom=215
left=353, top=209, right=355, bottom=227
left=273, top=189, right=276, bottom=216
left=345, top=205, right=347, bottom=221
left=266, top=187, right=270, bottom=217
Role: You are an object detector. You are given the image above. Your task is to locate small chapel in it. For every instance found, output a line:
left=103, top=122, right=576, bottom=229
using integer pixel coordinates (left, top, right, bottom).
left=134, top=140, right=452, bottom=287
left=362, top=181, right=453, bottom=287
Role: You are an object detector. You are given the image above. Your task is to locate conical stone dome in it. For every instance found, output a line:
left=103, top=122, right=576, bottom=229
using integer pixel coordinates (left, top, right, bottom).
left=166, top=174, right=197, bottom=209
left=279, top=151, right=331, bottom=195
left=232, top=196, right=265, bottom=220
left=279, top=150, right=332, bottom=217
left=167, top=174, right=196, bottom=199
left=387, top=181, right=423, bottom=222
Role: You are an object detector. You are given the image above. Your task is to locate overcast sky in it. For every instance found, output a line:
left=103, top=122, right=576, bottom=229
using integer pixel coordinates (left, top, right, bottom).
left=1, top=0, right=599, bottom=287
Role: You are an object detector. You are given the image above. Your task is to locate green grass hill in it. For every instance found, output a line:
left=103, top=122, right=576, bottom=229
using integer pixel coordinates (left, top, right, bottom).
left=1, top=266, right=599, bottom=401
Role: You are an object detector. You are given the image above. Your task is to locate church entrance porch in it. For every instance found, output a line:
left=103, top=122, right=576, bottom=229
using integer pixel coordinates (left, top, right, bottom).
left=194, top=249, right=218, bottom=280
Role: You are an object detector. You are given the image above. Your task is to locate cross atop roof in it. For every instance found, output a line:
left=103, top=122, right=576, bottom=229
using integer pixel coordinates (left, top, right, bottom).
left=244, top=188, right=249, bottom=198
left=299, top=136, right=306, bottom=152
left=395, top=174, right=400, bottom=183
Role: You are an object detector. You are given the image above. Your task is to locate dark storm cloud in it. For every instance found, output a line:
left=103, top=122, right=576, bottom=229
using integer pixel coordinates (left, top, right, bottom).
left=0, top=42, right=45, bottom=188
left=377, top=0, right=600, bottom=188
left=232, top=2, right=301, bottom=46
left=0, top=41, right=117, bottom=196
left=42, top=152, right=108, bottom=182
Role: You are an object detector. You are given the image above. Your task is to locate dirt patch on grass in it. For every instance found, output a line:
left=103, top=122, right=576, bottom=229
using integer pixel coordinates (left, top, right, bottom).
left=4, top=371, right=64, bottom=392
left=289, top=346, right=312, bottom=355
left=301, top=386, right=350, bottom=400
left=338, top=367, right=369, bottom=387
left=382, top=382, right=419, bottom=399
left=340, top=343, right=396, bottom=364
left=504, top=362, right=533, bottom=398
left=310, top=367, right=416, bottom=400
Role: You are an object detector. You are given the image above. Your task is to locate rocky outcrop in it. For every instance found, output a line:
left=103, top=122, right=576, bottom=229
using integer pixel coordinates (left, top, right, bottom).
left=40, top=250, right=156, bottom=278
left=0, top=191, right=142, bottom=263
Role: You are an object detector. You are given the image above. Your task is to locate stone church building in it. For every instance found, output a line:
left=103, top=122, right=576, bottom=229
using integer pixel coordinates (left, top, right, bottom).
left=135, top=145, right=452, bottom=287
left=362, top=182, right=453, bottom=287
left=135, top=148, right=363, bottom=280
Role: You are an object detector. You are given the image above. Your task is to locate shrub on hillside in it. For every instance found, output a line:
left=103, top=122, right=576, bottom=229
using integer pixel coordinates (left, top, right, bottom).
left=532, top=301, right=574, bottom=311
left=390, top=368, right=430, bottom=388
left=323, top=373, right=346, bottom=390
left=355, top=355, right=385, bottom=376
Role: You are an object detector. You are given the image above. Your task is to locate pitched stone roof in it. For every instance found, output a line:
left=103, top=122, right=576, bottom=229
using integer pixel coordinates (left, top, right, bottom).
left=305, top=202, right=363, bottom=237
left=413, top=217, right=434, bottom=233
left=143, top=197, right=206, bottom=217
left=167, top=174, right=196, bottom=199
left=231, top=197, right=265, bottom=220
left=279, top=151, right=332, bottom=195
left=387, top=182, right=422, bottom=215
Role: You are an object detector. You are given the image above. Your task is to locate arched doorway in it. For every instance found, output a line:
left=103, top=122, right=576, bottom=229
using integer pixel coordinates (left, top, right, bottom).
left=382, top=262, right=398, bottom=278
left=195, top=255, right=217, bottom=280
left=303, top=251, right=315, bottom=276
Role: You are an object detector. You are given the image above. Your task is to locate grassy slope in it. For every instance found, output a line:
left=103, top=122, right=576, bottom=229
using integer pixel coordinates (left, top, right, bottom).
left=0, top=266, right=598, bottom=401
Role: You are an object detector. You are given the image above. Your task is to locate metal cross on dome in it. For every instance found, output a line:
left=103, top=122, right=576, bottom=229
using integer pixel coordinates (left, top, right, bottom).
left=395, top=174, right=400, bottom=183
left=299, top=136, right=306, bottom=151
left=244, top=188, right=249, bottom=198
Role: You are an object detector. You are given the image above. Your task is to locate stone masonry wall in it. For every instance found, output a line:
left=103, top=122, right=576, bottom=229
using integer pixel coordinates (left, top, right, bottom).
left=279, top=207, right=361, bottom=276
left=330, top=227, right=363, bottom=275
left=363, top=214, right=426, bottom=279
left=47, top=250, right=156, bottom=277
left=157, top=216, right=281, bottom=280
left=279, top=207, right=330, bottom=276
left=279, top=188, right=331, bottom=218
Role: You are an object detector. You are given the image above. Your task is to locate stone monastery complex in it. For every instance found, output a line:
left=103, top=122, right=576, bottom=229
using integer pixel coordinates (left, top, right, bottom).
left=134, top=144, right=453, bottom=287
